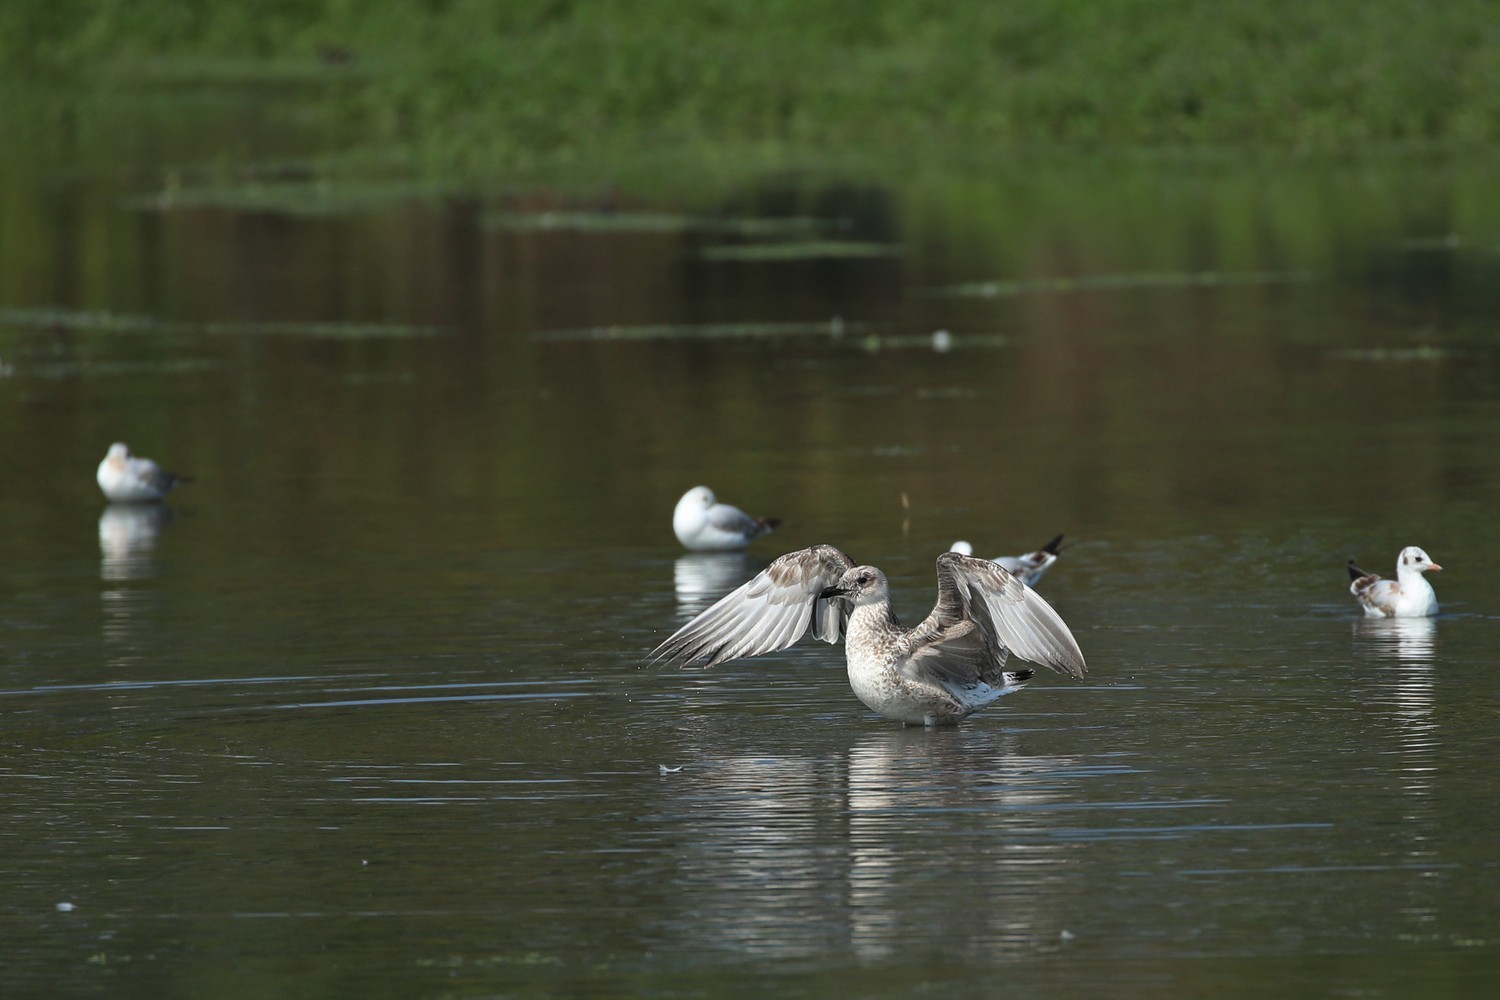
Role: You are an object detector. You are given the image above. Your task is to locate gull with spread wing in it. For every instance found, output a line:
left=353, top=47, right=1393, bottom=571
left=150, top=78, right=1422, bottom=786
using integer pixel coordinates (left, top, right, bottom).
left=649, top=545, right=1087, bottom=726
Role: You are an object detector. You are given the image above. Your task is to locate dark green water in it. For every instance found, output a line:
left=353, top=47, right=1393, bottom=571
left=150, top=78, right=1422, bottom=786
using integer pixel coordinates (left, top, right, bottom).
left=3, top=101, right=1500, bottom=998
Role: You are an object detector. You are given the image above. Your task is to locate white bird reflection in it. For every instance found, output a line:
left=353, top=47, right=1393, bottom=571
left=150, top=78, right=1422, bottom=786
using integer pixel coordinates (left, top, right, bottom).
left=673, top=552, right=760, bottom=616
left=845, top=729, right=1077, bottom=960
left=660, top=730, right=1082, bottom=961
left=100, top=503, right=174, bottom=671
left=99, top=503, right=174, bottom=582
left=1351, top=616, right=1437, bottom=663
left=1353, top=616, right=1440, bottom=928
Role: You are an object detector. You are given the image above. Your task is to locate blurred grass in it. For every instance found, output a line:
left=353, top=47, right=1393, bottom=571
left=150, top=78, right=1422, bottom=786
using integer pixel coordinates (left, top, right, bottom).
left=5, top=0, right=1500, bottom=189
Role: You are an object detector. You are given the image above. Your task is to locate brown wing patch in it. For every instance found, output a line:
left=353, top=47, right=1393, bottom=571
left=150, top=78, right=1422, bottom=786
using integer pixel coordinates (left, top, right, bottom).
left=765, top=544, right=853, bottom=589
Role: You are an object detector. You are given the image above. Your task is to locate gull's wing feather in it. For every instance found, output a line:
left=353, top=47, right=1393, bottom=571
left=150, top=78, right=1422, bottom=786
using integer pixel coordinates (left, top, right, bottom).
left=899, top=618, right=1001, bottom=689
left=900, top=558, right=1006, bottom=688
left=706, top=502, right=778, bottom=539
left=648, top=545, right=855, bottom=667
left=132, top=458, right=178, bottom=493
left=1347, top=559, right=1400, bottom=613
left=706, top=503, right=760, bottom=534
left=936, top=551, right=1086, bottom=679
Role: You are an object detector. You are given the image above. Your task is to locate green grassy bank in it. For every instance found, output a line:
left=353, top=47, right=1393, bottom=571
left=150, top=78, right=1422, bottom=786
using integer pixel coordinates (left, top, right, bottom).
left=6, top=0, right=1500, bottom=184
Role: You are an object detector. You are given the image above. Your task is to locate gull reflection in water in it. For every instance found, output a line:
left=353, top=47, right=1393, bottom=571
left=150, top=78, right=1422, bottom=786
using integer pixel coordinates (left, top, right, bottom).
left=99, top=503, right=174, bottom=582
left=661, top=751, right=831, bottom=959
left=100, top=503, right=173, bottom=670
left=673, top=552, right=760, bottom=617
left=1352, top=616, right=1437, bottom=663
left=663, top=729, right=1081, bottom=961
left=1353, top=616, right=1440, bottom=927
left=845, top=728, right=1078, bottom=960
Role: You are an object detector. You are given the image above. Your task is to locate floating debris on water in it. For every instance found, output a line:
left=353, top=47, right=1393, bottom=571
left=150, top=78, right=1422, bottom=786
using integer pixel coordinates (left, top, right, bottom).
left=0, top=307, right=163, bottom=336
left=929, top=269, right=1315, bottom=298
left=56, top=902, right=76, bottom=912
left=1390, top=234, right=1465, bottom=252
left=24, top=359, right=223, bottom=380
left=127, top=178, right=458, bottom=216
left=484, top=210, right=829, bottom=237
left=855, top=333, right=1007, bottom=352
left=658, top=765, right=683, bottom=774
left=0, top=307, right=444, bottom=340
left=1327, top=346, right=1454, bottom=363
left=533, top=320, right=879, bottom=343
left=866, top=444, right=926, bottom=458
left=699, top=241, right=902, bottom=262
left=931, top=329, right=953, bottom=352
left=198, top=320, right=444, bottom=340
left=915, top=386, right=980, bottom=400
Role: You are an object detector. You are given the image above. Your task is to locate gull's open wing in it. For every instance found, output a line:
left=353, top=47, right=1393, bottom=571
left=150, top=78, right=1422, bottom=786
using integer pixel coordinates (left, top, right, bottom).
left=648, top=544, right=855, bottom=667
left=935, top=552, right=1086, bottom=678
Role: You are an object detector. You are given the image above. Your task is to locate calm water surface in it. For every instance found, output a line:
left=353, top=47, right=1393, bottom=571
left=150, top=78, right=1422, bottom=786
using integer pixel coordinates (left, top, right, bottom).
left=2, top=107, right=1500, bottom=997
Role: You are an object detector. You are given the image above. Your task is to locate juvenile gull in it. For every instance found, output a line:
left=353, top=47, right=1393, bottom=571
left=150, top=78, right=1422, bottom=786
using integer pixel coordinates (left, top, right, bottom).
left=96, top=442, right=187, bottom=503
left=649, top=545, right=1087, bottom=726
left=1348, top=546, right=1442, bottom=618
left=949, top=534, right=1065, bottom=587
left=672, top=485, right=780, bottom=552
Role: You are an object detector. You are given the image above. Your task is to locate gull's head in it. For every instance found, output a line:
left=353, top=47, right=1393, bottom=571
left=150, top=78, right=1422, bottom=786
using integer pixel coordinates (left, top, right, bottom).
left=949, top=540, right=974, bottom=556
left=677, top=486, right=717, bottom=513
left=820, top=565, right=889, bottom=606
left=1399, top=546, right=1442, bottom=575
left=105, top=442, right=131, bottom=463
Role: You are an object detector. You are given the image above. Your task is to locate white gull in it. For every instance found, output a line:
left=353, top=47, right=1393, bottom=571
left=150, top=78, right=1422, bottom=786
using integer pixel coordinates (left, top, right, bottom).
left=1348, top=546, right=1442, bottom=618
left=96, top=442, right=187, bottom=503
left=649, top=545, right=1087, bottom=726
left=672, top=485, right=779, bottom=551
left=949, top=534, right=1065, bottom=587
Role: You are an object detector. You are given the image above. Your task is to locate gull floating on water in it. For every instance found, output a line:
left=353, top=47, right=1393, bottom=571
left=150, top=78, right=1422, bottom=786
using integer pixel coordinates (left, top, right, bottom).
left=96, top=442, right=187, bottom=503
left=649, top=545, right=1087, bottom=726
left=949, top=534, right=1065, bottom=587
left=673, top=486, right=780, bottom=551
left=1348, top=546, right=1442, bottom=618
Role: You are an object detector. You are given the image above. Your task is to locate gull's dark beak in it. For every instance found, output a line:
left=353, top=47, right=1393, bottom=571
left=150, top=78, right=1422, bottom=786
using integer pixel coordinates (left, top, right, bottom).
left=819, top=584, right=847, bottom=600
